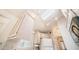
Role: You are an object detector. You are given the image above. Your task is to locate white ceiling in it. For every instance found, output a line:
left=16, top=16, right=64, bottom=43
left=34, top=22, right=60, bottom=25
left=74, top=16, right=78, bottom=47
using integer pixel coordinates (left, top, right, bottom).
left=27, top=9, right=64, bottom=33
left=0, top=9, right=64, bottom=33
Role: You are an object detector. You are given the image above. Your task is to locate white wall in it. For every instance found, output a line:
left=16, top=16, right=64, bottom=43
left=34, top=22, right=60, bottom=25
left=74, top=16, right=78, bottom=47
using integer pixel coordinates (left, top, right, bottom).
left=16, top=14, right=34, bottom=49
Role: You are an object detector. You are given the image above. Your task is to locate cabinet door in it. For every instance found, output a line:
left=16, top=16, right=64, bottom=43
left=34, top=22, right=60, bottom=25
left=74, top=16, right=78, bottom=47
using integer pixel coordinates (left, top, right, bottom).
left=0, top=15, right=17, bottom=43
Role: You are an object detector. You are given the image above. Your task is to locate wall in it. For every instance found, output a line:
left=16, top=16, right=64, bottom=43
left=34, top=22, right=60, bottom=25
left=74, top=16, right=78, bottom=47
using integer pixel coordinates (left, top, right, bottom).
left=15, top=14, right=34, bottom=49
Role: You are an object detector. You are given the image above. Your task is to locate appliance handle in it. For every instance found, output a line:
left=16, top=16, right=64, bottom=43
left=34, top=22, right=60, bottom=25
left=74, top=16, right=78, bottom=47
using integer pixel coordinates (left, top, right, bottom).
left=72, top=25, right=79, bottom=38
